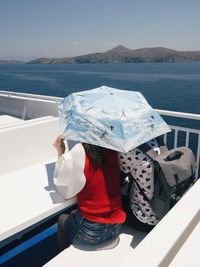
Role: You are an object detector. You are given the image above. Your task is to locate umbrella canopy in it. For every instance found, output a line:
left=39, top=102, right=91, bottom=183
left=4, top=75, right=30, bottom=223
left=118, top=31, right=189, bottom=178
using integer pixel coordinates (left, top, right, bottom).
left=58, top=86, right=170, bottom=153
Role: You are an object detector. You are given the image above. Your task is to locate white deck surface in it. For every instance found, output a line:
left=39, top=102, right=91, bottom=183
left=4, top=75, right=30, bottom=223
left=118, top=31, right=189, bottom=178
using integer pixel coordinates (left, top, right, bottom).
left=0, top=116, right=61, bottom=176
left=0, top=115, right=23, bottom=128
left=0, top=115, right=77, bottom=247
left=121, top=179, right=200, bottom=267
left=169, top=220, right=200, bottom=267
left=0, top=92, right=199, bottom=266
left=0, top=162, right=76, bottom=247
left=44, top=179, right=200, bottom=267
left=44, top=225, right=147, bottom=267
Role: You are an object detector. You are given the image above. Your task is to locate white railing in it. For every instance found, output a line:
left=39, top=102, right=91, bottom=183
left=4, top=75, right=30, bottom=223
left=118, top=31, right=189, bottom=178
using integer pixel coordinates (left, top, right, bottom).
left=0, top=91, right=199, bottom=176
left=0, top=90, right=61, bottom=119
left=166, top=126, right=200, bottom=178
left=156, top=109, right=200, bottom=178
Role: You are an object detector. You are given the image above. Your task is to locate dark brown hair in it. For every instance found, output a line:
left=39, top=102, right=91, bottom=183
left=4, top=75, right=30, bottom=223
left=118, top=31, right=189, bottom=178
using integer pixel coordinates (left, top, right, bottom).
left=84, top=143, right=106, bottom=166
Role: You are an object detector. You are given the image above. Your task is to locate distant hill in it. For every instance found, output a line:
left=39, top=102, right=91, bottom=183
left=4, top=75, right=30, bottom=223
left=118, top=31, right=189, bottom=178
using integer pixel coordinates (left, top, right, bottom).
left=0, top=60, right=24, bottom=64
left=26, top=45, right=200, bottom=64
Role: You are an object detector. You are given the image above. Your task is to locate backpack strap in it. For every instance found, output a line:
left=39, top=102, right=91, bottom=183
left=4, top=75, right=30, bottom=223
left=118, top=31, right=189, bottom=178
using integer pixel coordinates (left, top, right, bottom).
left=156, top=136, right=168, bottom=154
left=137, top=142, right=157, bottom=160
left=138, top=136, right=168, bottom=160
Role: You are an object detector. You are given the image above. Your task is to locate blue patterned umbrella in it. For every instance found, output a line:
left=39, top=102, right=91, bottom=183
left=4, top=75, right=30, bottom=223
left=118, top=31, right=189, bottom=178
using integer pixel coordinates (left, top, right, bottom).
left=58, top=86, right=170, bottom=153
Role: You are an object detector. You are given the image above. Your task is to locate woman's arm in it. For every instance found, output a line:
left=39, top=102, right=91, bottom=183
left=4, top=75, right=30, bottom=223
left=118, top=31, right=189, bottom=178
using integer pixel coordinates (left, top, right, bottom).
left=53, top=138, right=86, bottom=199
left=53, top=135, right=65, bottom=158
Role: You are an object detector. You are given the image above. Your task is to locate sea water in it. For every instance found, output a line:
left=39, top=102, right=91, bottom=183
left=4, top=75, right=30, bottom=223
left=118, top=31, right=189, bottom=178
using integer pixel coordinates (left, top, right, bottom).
left=0, top=63, right=199, bottom=128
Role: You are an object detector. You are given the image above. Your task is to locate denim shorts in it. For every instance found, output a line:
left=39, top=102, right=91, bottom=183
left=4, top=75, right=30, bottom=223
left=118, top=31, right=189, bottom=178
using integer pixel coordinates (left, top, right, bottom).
left=63, top=211, right=122, bottom=246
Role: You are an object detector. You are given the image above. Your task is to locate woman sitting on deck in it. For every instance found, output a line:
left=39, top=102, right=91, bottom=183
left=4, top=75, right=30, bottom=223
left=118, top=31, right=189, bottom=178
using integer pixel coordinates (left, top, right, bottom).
left=53, top=136, right=126, bottom=251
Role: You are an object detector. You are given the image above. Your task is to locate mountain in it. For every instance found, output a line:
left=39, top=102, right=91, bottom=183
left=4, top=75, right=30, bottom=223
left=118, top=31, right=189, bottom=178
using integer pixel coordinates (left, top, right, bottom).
left=27, top=45, right=200, bottom=64
left=0, top=60, right=24, bottom=64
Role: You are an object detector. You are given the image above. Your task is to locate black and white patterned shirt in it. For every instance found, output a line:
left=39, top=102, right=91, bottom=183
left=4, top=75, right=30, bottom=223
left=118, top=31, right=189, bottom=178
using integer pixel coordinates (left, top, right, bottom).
left=118, top=139, right=160, bottom=225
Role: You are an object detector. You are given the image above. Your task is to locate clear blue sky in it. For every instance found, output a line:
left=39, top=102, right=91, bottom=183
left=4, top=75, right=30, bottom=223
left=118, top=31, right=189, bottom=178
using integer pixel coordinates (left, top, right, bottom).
left=0, top=0, right=200, bottom=60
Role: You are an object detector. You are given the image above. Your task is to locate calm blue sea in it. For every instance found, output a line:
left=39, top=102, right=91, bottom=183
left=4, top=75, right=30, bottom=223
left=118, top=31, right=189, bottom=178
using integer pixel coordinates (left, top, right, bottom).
left=0, top=63, right=200, bottom=112
left=0, top=63, right=200, bottom=129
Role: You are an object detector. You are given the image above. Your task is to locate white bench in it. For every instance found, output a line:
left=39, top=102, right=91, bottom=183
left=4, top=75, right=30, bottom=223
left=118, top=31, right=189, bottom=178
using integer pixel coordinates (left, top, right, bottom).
left=0, top=116, right=78, bottom=247
left=0, top=162, right=77, bottom=247
left=121, top=178, right=200, bottom=267
left=169, top=220, right=200, bottom=267
left=44, top=225, right=147, bottom=267
left=0, top=116, right=60, bottom=175
left=0, top=115, right=23, bottom=128
left=44, top=179, right=200, bottom=267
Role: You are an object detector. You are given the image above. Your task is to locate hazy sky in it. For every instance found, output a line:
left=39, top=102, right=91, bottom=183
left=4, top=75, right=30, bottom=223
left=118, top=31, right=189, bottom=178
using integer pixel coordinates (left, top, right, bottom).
left=0, top=0, right=200, bottom=60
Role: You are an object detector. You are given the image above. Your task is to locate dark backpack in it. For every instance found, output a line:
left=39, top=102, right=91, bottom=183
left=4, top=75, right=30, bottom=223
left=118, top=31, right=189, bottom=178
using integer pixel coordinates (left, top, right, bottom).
left=125, top=136, right=197, bottom=220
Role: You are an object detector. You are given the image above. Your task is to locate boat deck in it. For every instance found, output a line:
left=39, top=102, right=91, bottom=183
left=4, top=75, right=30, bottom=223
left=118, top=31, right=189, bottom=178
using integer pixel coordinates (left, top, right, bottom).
left=0, top=91, right=199, bottom=267
left=44, top=224, right=148, bottom=267
left=44, top=179, right=200, bottom=267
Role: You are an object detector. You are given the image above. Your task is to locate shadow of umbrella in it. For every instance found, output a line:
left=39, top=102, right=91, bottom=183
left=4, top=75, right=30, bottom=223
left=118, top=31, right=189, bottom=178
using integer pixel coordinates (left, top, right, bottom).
left=44, top=162, right=65, bottom=204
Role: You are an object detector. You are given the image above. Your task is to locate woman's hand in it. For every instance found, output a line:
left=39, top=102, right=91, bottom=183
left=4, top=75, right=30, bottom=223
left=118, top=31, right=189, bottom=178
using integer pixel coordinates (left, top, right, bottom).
left=53, top=135, right=65, bottom=158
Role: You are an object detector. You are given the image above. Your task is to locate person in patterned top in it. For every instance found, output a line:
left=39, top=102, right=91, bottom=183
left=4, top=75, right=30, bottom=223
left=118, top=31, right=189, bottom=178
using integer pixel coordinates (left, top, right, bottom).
left=118, top=138, right=160, bottom=232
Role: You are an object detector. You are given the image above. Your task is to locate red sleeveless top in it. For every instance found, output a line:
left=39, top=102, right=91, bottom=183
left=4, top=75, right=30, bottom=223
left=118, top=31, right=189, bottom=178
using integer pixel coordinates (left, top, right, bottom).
left=77, top=147, right=126, bottom=224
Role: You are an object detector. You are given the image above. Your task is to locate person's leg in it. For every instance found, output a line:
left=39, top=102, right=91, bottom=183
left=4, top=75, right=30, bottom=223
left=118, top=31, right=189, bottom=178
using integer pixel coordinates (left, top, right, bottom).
left=57, top=209, right=78, bottom=251
left=121, top=194, right=154, bottom=232
left=73, top=215, right=122, bottom=247
left=125, top=212, right=154, bottom=232
left=57, top=214, right=71, bottom=251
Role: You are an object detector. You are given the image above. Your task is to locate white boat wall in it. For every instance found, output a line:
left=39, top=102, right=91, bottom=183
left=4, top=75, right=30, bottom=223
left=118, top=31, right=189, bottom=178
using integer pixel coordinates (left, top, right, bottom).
left=0, top=90, right=200, bottom=267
